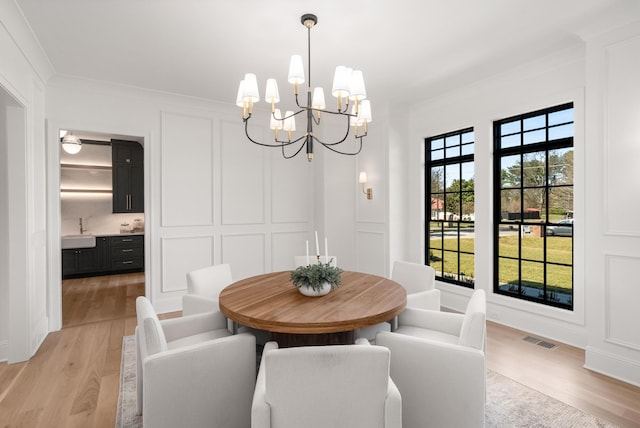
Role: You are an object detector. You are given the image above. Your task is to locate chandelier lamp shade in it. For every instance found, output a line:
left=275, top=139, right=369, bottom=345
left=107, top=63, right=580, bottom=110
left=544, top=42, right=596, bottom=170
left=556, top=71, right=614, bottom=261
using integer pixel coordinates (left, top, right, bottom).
left=236, top=13, right=372, bottom=162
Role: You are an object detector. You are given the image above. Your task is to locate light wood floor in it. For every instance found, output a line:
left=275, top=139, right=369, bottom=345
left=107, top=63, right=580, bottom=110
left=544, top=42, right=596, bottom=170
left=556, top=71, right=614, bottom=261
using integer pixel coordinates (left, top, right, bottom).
left=0, top=272, right=639, bottom=427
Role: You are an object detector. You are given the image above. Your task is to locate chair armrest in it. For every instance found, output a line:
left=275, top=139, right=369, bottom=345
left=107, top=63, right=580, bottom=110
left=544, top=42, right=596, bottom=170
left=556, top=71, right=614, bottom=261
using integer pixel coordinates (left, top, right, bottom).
left=252, top=341, right=279, bottom=428
left=385, top=377, right=402, bottom=428
left=144, top=333, right=256, bottom=428
left=355, top=338, right=371, bottom=346
left=398, top=307, right=463, bottom=336
left=182, top=295, right=218, bottom=316
left=160, top=310, right=228, bottom=342
left=407, top=289, right=441, bottom=311
left=376, top=331, right=485, bottom=428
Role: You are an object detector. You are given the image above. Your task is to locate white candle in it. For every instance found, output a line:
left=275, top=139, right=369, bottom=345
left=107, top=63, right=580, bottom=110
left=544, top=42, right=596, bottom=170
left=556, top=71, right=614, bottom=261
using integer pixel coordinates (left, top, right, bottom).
left=325, top=237, right=328, bottom=260
left=306, top=240, right=309, bottom=265
left=315, top=230, right=320, bottom=257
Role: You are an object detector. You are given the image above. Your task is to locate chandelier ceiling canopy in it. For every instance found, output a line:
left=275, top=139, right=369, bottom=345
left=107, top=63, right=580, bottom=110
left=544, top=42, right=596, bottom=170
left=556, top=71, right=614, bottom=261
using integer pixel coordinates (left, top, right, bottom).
left=236, top=13, right=371, bottom=162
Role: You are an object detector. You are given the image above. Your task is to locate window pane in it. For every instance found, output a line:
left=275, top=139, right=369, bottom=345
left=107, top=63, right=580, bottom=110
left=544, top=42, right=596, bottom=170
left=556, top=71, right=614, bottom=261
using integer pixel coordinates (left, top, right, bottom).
left=546, top=236, right=572, bottom=265
left=501, top=120, right=521, bottom=136
left=459, top=252, right=475, bottom=286
left=429, top=222, right=443, bottom=249
left=461, top=161, right=473, bottom=182
left=461, top=143, right=474, bottom=155
left=432, top=149, right=444, bottom=161
left=548, top=108, right=573, bottom=126
left=521, top=260, right=544, bottom=298
left=446, top=145, right=460, bottom=158
left=523, top=129, right=546, bottom=145
left=443, top=229, right=459, bottom=252
left=521, top=235, right=544, bottom=262
left=461, top=192, right=474, bottom=218
left=547, top=264, right=573, bottom=305
left=523, top=188, right=545, bottom=218
left=442, top=251, right=459, bottom=282
left=445, top=134, right=460, bottom=147
left=501, top=189, right=521, bottom=219
left=548, top=148, right=573, bottom=185
left=549, top=123, right=573, bottom=140
left=445, top=164, right=459, bottom=188
left=501, top=134, right=520, bottom=148
left=446, top=192, right=461, bottom=218
left=430, top=166, right=444, bottom=192
left=461, top=131, right=474, bottom=144
left=430, top=138, right=444, bottom=150
left=523, top=115, right=545, bottom=131
left=548, top=187, right=573, bottom=223
left=522, top=151, right=546, bottom=187
left=498, top=227, right=519, bottom=258
left=431, top=194, right=445, bottom=216
left=498, top=257, right=520, bottom=294
left=501, top=155, right=521, bottom=188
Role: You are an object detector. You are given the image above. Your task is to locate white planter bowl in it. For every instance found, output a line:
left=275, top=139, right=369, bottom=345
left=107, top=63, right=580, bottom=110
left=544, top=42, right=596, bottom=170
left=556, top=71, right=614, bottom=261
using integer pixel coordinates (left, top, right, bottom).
left=298, top=281, right=331, bottom=297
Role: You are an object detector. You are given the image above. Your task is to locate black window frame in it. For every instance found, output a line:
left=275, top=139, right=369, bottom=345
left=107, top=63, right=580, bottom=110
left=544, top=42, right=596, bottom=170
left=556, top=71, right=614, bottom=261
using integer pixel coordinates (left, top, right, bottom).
left=493, top=102, right=574, bottom=310
left=425, top=127, right=475, bottom=288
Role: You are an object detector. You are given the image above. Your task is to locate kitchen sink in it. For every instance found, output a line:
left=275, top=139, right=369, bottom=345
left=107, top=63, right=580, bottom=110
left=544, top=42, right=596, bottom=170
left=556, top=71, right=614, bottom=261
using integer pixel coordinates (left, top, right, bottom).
left=61, top=234, right=96, bottom=249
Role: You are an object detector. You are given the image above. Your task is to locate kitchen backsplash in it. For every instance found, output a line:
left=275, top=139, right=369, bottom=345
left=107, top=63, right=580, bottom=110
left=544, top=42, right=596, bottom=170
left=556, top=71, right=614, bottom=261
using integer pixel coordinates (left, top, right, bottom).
left=61, top=196, right=144, bottom=236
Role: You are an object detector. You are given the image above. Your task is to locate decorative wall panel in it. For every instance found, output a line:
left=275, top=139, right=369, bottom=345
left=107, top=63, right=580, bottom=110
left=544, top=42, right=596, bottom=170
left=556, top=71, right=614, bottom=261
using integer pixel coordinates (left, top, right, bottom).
left=222, top=233, right=265, bottom=280
left=604, top=37, right=640, bottom=236
left=605, top=255, right=640, bottom=350
left=161, top=112, right=213, bottom=227
left=161, top=236, right=213, bottom=293
left=272, top=231, right=308, bottom=271
left=220, top=120, right=265, bottom=225
left=271, top=154, right=311, bottom=224
left=356, top=230, right=385, bottom=276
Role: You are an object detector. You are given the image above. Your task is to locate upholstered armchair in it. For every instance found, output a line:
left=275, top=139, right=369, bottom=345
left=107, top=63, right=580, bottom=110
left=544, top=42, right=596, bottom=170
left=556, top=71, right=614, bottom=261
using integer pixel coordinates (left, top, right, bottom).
left=181, top=263, right=233, bottom=316
left=135, top=296, right=256, bottom=428
left=252, top=339, right=402, bottom=428
left=375, top=289, right=486, bottom=428
left=358, top=260, right=441, bottom=341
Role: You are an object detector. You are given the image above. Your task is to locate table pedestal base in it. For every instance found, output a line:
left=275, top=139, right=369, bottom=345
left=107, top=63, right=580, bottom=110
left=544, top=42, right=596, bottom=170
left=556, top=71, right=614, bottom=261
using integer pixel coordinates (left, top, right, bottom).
left=270, top=330, right=356, bottom=347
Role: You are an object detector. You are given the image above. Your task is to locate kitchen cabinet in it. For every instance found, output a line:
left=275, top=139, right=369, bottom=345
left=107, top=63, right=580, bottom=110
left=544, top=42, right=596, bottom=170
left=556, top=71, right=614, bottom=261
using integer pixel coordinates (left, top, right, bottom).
left=112, top=139, right=144, bottom=213
left=62, top=235, right=144, bottom=278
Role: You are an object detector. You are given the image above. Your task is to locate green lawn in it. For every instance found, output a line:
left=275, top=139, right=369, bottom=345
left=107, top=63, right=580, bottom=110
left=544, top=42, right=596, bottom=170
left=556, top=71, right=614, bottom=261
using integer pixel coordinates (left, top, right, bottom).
left=429, top=234, right=573, bottom=290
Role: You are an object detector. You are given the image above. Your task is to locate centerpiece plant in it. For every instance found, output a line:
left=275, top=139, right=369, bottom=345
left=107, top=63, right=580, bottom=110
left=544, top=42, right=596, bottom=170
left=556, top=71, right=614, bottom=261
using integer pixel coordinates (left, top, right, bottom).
left=290, top=259, right=343, bottom=292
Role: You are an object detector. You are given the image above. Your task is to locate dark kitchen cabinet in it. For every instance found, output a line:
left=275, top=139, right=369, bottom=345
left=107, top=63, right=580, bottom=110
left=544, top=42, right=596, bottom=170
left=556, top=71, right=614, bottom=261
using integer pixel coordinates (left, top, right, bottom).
left=110, top=235, right=144, bottom=271
left=112, top=139, right=144, bottom=213
left=62, top=235, right=144, bottom=278
left=62, top=248, right=98, bottom=277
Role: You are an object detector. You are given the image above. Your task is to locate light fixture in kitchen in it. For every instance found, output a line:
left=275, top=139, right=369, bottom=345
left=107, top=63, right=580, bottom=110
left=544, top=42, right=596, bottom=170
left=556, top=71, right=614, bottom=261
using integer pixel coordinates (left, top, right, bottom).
left=236, top=13, right=371, bottom=162
left=61, top=132, right=82, bottom=154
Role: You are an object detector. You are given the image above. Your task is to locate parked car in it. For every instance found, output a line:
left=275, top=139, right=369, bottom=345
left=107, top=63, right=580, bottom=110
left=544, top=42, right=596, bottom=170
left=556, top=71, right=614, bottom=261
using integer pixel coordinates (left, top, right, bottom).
left=546, top=219, right=573, bottom=236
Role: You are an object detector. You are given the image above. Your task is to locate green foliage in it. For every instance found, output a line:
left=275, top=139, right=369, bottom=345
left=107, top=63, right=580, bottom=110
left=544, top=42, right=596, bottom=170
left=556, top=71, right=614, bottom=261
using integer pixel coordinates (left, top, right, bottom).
left=290, top=260, right=343, bottom=291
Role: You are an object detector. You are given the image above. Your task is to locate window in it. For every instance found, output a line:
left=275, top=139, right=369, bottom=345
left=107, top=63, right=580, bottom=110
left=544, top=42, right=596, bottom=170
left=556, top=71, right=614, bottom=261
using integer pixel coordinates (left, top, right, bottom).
left=425, top=128, right=475, bottom=287
left=493, top=103, right=574, bottom=309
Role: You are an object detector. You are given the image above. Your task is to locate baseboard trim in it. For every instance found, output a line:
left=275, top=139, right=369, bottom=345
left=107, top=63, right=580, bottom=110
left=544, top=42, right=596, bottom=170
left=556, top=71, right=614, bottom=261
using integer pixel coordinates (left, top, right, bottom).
left=585, top=346, right=640, bottom=388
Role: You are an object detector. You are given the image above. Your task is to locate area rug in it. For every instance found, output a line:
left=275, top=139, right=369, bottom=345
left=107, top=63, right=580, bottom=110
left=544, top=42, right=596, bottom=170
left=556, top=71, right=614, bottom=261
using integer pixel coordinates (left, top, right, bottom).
left=116, top=335, right=616, bottom=428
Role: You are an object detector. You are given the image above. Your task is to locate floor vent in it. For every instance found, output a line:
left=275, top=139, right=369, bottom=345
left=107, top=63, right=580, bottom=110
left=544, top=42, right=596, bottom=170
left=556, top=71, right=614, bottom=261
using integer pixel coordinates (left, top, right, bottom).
left=522, top=335, right=558, bottom=350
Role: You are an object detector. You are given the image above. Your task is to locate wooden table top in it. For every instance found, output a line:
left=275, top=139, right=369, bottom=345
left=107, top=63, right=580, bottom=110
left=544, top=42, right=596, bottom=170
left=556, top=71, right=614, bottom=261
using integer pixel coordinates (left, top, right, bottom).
left=219, top=270, right=407, bottom=334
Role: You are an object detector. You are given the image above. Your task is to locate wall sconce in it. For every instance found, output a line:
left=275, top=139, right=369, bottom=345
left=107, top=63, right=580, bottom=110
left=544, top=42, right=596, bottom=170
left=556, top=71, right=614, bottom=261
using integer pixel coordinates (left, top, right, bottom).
left=359, top=172, right=373, bottom=200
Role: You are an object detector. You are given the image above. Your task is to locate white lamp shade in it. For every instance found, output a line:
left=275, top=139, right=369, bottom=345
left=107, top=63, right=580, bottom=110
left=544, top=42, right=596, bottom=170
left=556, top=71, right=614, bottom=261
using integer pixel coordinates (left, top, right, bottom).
left=270, top=108, right=283, bottom=130
left=288, top=55, right=305, bottom=85
left=358, top=100, right=372, bottom=123
left=312, top=87, right=326, bottom=110
left=265, top=78, right=280, bottom=104
left=359, top=172, right=367, bottom=184
left=242, top=73, right=260, bottom=103
left=332, top=66, right=352, bottom=98
left=283, top=110, right=296, bottom=131
left=61, top=134, right=82, bottom=154
left=236, top=80, right=245, bottom=107
left=349, top=70, right=367, bottom=101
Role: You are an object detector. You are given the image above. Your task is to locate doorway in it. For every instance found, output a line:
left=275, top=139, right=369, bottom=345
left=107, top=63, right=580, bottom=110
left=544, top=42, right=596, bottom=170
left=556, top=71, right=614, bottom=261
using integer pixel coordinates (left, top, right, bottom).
left=59, top=130, right=146, bottom=328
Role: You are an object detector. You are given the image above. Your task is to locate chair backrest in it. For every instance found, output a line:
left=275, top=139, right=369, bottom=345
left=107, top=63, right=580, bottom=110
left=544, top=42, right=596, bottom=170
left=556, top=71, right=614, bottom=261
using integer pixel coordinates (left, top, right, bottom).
left=459, top=289, right=486, bottom=350
left=293, top=256, right=338, bottom=268
left=391, top=261, right=436, bottom=295
left=186, top=264, right=233, bottom=298
left=136, top=296, right=168, bottom=356
left=264, top=344, right=390, bottom=428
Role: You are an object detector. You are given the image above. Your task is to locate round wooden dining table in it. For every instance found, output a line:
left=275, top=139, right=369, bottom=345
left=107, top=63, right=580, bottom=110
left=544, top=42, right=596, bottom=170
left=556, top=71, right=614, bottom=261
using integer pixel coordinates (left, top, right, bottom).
left=219, top=270, right=407, bottom=346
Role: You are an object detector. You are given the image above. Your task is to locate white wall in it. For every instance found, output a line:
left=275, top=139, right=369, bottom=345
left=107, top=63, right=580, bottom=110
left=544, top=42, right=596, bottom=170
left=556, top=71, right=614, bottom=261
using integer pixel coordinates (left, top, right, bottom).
left=0, top=88, right=11, bottom=361
left=45, top=76, right=322, bottom=317
left=583, top=22, right=640, bottom=387
left=0, top=0, right=52, bottom=363
left=402, top=23, right=640, bottom=386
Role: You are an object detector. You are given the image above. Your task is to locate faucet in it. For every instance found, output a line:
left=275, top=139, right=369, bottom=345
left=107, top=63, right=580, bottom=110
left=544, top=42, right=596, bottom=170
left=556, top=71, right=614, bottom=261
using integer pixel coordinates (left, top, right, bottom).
left=79, top=217, right=87, bottom=235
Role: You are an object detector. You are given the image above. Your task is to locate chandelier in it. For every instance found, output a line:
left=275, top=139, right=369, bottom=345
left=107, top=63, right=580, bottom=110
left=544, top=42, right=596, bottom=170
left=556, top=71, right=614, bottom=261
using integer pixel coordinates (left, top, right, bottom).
left=236, top=13, right=372, bottom=162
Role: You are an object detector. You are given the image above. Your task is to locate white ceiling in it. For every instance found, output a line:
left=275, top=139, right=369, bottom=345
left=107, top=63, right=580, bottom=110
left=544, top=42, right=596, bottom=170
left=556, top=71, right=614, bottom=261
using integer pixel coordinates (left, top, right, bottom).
left=15, top=0, right=640, bottom=107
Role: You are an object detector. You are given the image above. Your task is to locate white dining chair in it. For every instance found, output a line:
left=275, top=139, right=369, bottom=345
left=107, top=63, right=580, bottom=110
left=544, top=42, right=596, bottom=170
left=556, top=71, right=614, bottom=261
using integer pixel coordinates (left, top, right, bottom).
left=182, top=263, right=233, bottom=316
